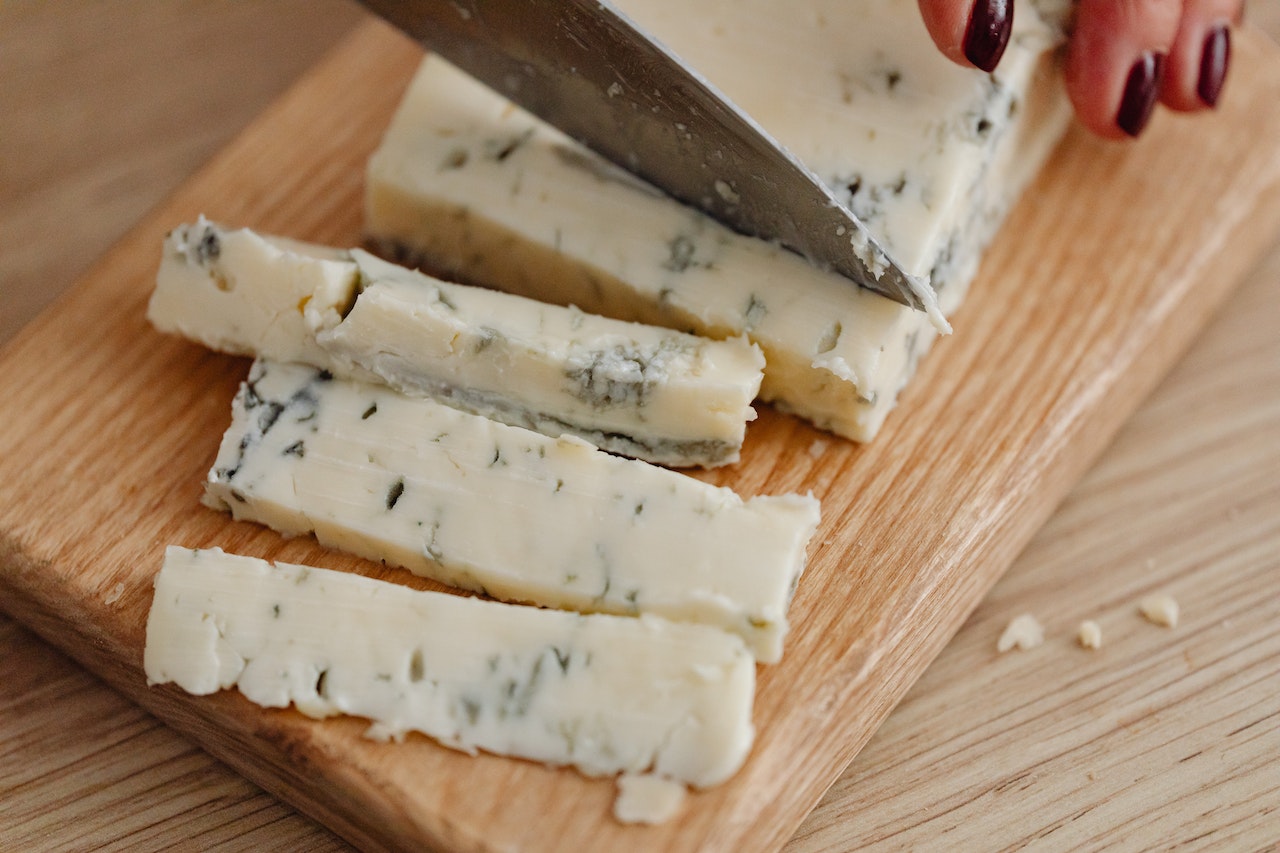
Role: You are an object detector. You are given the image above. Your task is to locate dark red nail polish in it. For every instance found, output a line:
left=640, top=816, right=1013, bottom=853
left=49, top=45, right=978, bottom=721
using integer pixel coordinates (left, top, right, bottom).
left=1117, top=51, right=1165, bottom=137
left=963, top=0, right=1012, bottom=73
left=1198, top=25, right=1231, bottom=107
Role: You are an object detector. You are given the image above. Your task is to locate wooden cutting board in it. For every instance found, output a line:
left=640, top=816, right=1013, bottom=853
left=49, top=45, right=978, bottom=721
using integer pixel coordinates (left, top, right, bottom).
left=2, top=19, right=1280, bottom=853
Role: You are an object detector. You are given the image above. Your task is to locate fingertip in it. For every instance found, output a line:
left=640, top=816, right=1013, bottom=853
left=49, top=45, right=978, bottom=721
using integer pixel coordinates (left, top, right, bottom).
left=918, top=0, right=1014, bottom=72
left=917, top=0, right=975, bottom=67
left=1065, top=0, right=1182, bottom=139
left=1063, top=23, right=1132, bottom=139
left=1161, top=0, right=1237, bottom=113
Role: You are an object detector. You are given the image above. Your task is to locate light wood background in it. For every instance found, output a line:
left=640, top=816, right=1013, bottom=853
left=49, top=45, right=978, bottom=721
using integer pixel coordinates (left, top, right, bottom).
left=2, top=2, right=1278, bottom=850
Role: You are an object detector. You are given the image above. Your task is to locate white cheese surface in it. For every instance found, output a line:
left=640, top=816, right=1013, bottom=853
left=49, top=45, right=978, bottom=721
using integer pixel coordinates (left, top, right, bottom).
left=615, top=0, right=1071, bottom=292
left=204, top=359, right=819, bottom=662
left=147, top=217, right=357, bottom=373
left=144, top=547, right=755, bottom=788
left=365, top=0, right=1072, bottom=440
left=149, top=219, right=763, bottom=468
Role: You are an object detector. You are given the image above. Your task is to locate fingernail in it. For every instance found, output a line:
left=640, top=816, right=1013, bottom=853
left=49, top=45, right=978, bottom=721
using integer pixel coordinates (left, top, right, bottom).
left=963, top=0, right=1013, bottom=73
left=1198, top=25, right=1231, bottom=107
left=1116, top=51, right=1165, bottom=137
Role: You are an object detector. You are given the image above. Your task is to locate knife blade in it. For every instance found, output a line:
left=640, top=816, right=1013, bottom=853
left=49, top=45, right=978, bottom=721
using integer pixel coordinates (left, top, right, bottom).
left=359, top=0, right=937, bottom=315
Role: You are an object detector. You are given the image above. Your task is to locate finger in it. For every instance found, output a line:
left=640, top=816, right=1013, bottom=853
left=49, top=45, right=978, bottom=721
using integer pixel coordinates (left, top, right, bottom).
left=1064, top=0, right=1183, bottom=139
left=917, top=0, right=1014, bottom=72
left=1159, top=0, right=1241, bottom=111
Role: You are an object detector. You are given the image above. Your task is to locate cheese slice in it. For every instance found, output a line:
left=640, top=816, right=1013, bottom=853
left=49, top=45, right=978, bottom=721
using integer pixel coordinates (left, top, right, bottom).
left=148, top=218, right=764, bottom=468
left=364, top=0, right=1072, bottom=440
left=144, top=546, right=756, bottom=789
left=204, top=359, right=820, bottom=662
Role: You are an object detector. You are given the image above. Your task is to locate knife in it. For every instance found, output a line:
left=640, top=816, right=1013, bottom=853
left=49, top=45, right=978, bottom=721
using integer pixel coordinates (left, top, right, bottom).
left=358, top=0, right=936, bottom=314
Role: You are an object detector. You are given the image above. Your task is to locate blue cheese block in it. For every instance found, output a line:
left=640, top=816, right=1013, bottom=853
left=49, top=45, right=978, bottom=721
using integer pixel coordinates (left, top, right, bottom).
left=203, top=360, right=820, bottom=662
left=145, top=546, right=756, bottom=788
left=364, top=0, right=1073, bottom=440
left=148, top=219, right=764, bottom=468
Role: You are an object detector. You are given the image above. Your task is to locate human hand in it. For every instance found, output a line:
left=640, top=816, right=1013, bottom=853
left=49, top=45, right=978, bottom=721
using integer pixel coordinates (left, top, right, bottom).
left=917, top=0, right=1242, bottom=138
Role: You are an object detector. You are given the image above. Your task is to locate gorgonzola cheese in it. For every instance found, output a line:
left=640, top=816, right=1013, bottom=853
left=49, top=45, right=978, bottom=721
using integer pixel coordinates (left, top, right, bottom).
left=364, top=0, right=1073, bottom=440
left=149, top=219, right=764, bottom=468
left=204, top=359, right=820, bottom=662
left=144, top=546, right=755, bottom=789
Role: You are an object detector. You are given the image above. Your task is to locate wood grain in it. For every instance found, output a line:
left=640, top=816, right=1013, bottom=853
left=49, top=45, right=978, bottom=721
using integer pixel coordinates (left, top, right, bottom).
left=0, top=0, right=362, bottom=345
left=2, top=6, right=1280, bottom=850
left=0, top=618, right=345, bottom=852
left=790, top=237, right=1280, bottom=851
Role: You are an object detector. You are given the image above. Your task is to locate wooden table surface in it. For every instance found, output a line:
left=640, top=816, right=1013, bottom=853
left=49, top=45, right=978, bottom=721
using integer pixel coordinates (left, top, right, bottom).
left=2, top=2, right=1278, bottom=850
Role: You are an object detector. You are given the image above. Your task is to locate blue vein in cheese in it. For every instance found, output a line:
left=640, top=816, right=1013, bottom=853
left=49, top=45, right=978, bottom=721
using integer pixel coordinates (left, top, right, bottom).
left=144, top=546, right=756, bottom=789
left=203, top=359, right=820, bottom=662
left=148, top=218, right=765, bottom=468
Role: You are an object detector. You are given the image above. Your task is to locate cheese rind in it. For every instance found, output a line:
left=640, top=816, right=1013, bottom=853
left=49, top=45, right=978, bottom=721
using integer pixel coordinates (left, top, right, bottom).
left=364, top=0, right=1072, bottom=440
left=144, top=546, right=756, bottom=787
left=148, top=219, right=765, bottom=468
left=204, top=359, right=820, bottom=662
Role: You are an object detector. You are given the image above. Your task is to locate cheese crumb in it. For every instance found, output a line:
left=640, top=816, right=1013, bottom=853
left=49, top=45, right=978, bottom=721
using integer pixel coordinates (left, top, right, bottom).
left=1077, top=620, right=1102, bottom=650
left=1139, top=594, right=1179, bottom=628
left=103, top=582, right=126, bottom=606
left=807, top=438, right=830, bottom=458
left=613, top=773, right=687, bottom=825
left=363, top=722, right=406, bottom=744
left=997, top=614, right=1044, bottom=652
